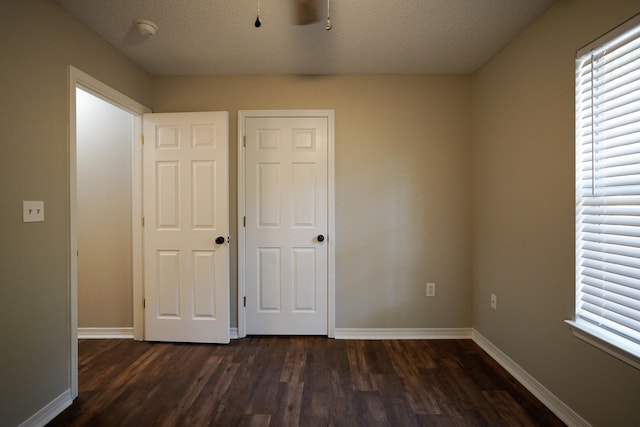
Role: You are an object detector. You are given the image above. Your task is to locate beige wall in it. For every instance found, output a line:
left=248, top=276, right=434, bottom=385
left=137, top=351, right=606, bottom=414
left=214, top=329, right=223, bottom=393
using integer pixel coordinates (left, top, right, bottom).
left=0, top=0, right=151, bottom=425
left=77, top=88, right=134, bottom=328
left=4, top=0, right=640, bottom=425
left=472, top=1, right=640, bottom=425
left=152, top=74, right=473, bottom=329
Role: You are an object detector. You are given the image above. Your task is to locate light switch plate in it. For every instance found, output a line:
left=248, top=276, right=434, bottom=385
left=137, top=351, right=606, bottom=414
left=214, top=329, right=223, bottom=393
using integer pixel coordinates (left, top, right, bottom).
left=23, top=201, right=44, bottom=222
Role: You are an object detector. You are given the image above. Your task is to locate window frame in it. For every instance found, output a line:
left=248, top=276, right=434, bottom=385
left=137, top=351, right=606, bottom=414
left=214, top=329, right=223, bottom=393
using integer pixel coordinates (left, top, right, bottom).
left=568, top=13, right=640, bottom=370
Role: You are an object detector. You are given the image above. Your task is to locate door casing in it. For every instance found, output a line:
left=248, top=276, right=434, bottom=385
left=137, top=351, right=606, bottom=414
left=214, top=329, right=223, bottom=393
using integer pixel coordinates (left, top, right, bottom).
left=68, top=66, right=150, bottom=397
left=237, top=110, right=336, bottom=338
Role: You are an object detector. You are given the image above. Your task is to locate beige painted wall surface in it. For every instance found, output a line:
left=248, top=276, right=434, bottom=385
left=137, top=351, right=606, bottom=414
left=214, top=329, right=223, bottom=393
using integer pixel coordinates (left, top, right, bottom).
left=153, top=74, right=473, bottom=329
left=14, top=0, right=640, bottom=424
left=77, top=89, right=134, bottom=328
left=472, top=1, right=640, bottom=425
left=0, top=1, right=151, bottom=425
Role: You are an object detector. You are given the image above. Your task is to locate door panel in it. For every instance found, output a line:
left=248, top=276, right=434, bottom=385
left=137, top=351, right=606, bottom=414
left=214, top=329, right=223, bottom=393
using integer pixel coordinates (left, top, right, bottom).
left=258, top=163, right=280, bottom=226
left=193, top=251, right=217, bottom=317
left=156, top=162, right=180, bottom=228
left=192, top=161, right=217, bottom=228
left=293, top=248, right=316, bottom=311
left=245, top=116, right=328, bottom=335
left=144, top=112, right=229, bottom=343
left=157, top=251, right=180, bottom=316
left=259, top=248, right=282, bottom=311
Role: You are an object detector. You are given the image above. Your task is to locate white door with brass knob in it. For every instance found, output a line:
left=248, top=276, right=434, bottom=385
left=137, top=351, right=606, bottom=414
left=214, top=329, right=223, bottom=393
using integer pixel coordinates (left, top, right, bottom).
left=143, top=111, right=229, bottom=343
left=240, top=112, right=333, bottom=335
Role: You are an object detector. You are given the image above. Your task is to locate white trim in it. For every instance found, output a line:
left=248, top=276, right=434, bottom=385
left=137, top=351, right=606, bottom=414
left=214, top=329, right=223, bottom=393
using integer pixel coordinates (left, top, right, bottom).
left=18, top=389, right=72, bottom=427
left=71, top=67, right=149, bottom=115
left=334, top=328, right=473, bottom=340
left=68, top=66, right=151, bottom=397
left=78, top=327, right=135, bottom=339
left=67, top=66, right=79, bottom=400
left=131, top=114, right=144, bottom=342
left=78, top=328, right=241, bottom=340
left=565, top=320, right=640, bottom=370
left=472, top=330, right=591, bottom=427
left=237, top=112, right=246, bottom=338
left=237, top=110, right=336, bottom=339
left=79, top=327, right=238, bottom=340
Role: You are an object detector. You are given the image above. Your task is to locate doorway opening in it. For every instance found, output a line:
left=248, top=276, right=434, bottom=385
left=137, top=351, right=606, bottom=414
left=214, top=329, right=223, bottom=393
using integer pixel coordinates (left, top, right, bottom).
left=68, top=66, right=149, bottom=398
left=76, top=87, right=134, bottom=338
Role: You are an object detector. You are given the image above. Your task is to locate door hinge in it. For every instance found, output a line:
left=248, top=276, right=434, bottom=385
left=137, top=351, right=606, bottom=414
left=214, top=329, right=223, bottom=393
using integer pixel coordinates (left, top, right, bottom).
left=243, top=216, right=246, bottom=227
left=142, top=216, right=145, bottom=226
left=243, top=135, right=246, bottom=147
left=243, top=296, right=246, bottom=307
left=143, top=299, right=146, bottom=309
left=141, top=135, right=145, bottom=145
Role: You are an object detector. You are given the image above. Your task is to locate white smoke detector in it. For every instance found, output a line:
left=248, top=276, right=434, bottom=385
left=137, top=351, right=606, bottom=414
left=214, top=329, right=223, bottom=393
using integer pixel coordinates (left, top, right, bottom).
left=135, top=19, right=158, bottom=37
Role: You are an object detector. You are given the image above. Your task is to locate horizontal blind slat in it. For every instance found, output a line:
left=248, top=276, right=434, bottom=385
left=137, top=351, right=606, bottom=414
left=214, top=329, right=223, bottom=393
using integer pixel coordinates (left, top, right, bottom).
left=577, top=308, right=640, bottom=342
left=579, top=302, right=640, bottom=333
left=581, top=283, right=640, bottom=310
left=581, top=261, right=640, bottom=281
left=581, top=267, right=640, bottom=292
left=582, top=214, right=640, bottom=227
left=581, top=249, right=640, bottom=270
left=593, top=117, right=640, bottom=139
left=581, top=196, right=640, bottom=206
left=581, top=277, right=640, bottom=300
left=581, top=230, right=640, bottom=246
left=581, top=293, right=640, bottom=322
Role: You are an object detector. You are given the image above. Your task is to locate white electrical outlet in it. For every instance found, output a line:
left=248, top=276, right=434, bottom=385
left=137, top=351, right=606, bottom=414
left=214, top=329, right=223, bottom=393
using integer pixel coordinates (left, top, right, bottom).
left=490, top=293, right=497, bottom=310
left=426, top=283, right=436, bottom=297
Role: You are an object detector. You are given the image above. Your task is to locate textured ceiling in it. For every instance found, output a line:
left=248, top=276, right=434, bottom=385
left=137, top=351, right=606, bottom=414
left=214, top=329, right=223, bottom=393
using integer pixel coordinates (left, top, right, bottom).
left=55, top=0, right=555, bottom=75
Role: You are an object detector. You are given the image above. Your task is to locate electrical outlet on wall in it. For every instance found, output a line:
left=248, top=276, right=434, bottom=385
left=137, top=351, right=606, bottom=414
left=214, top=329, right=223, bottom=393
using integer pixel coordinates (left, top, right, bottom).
left=426, top=283, right=436, bottom=297
left=490, top=293, right=497, bottom=310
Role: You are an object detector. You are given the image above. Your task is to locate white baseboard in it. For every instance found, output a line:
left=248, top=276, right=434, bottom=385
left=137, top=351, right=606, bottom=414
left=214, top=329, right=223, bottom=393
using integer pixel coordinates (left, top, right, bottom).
left=18, top=389, right=72, bottom=427
left=334, top=327, right=473, bottom=340
left=471, top=330, right=590, bottom=427
left=80, top=327, right=239, bottom=340
left=78, top=327, right=134, bottom=339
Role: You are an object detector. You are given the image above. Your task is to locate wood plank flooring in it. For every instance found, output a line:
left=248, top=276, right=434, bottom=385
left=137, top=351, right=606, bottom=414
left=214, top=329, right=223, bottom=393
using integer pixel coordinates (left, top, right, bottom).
left=48, top=337, right=565, bottom=426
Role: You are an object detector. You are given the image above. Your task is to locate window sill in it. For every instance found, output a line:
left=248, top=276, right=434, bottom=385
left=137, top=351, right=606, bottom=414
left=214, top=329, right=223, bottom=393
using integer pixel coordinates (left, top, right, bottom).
left=565, top=320, right=640, bottom=370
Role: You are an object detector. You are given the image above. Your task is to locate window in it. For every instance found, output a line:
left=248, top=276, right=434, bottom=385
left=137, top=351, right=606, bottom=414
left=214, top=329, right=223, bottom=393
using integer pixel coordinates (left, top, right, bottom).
left=569, top=14, right=640, bottom=369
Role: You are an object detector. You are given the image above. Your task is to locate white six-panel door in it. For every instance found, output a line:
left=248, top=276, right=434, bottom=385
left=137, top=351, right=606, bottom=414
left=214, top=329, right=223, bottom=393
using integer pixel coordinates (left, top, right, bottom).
left=143, top=112, right=229, bottom=343
left=244, top=116, right=329, bottom=335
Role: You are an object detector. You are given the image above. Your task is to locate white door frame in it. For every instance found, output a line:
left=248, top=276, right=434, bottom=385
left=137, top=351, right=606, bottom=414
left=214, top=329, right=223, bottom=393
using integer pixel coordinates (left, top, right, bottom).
left=237, top=110, right=335, bottom=338
left=68, top=66, right=150, bottom=397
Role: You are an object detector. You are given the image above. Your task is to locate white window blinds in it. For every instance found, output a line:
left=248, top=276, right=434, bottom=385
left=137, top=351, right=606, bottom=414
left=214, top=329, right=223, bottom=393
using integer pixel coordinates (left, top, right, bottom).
left=575, top=16, right=640, bottom=352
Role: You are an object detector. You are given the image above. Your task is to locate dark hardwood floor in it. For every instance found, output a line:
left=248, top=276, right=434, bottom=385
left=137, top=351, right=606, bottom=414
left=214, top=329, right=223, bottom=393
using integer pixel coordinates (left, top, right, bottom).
left=48, top=337, right=565, bottom=426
